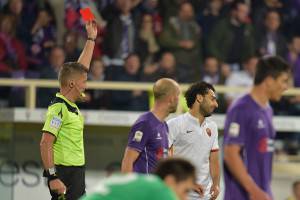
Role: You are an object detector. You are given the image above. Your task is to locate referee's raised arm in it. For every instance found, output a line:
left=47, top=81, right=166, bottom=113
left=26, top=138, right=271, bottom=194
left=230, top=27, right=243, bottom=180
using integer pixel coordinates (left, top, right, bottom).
left=78, top=20, right=98, bottom=70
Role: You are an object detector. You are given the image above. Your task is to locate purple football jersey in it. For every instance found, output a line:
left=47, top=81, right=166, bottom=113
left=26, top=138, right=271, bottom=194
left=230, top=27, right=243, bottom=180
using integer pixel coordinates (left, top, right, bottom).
left=127, top=112, right=169, bottom=174
left=223, top=94, right=275, bottom=200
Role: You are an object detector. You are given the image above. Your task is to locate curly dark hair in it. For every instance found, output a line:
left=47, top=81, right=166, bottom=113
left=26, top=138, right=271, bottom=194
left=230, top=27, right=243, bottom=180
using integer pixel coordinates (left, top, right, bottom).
left=184, top=81, right=215, bottom=108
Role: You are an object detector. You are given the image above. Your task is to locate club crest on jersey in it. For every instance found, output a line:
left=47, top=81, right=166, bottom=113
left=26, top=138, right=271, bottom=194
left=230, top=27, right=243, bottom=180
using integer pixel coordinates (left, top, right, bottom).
left=133, top=131, right=143, bottom=142
left=206, top=128, right=212, bottom=137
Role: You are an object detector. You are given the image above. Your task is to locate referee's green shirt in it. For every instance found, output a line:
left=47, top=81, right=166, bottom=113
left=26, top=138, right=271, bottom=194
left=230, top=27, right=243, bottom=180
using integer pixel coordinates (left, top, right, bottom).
left=42, top=93, right=85, bottom=166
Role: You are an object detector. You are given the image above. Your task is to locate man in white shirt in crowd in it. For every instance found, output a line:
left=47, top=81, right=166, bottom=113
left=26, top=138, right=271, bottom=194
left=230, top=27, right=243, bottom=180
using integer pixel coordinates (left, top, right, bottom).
left=225, top=56, right=258, bottom=105
left=167, top=81, right=220, bottom=200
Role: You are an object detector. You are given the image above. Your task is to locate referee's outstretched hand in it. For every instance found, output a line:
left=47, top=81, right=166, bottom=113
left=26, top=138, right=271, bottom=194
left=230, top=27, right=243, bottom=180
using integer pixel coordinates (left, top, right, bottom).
left=85, top=20, right=97, bottom=40
left=50, top=179, right=66, bottom=195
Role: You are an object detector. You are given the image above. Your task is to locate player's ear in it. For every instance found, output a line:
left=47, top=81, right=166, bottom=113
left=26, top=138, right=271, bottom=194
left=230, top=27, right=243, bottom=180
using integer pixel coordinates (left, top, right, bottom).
left=265, top=76, right=274, bottom=88
left=69, top=80, right=75, bottom=88
left=196, top=94, right=203, bottom=103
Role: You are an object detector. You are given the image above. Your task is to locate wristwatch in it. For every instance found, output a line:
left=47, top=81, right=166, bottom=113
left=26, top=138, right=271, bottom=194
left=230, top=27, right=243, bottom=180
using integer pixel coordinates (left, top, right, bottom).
left=43, top=167, right=58, bottom=181
left=48, top=167, right=56, bottom=175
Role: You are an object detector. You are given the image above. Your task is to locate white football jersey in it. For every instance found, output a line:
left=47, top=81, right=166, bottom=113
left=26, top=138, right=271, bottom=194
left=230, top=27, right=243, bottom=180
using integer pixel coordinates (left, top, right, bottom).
left=167, top=112, right=219, bottom=200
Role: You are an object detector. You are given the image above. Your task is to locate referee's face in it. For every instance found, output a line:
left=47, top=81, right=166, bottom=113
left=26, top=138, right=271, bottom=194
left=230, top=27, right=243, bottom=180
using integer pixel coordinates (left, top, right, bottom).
left=199, top=90, right=218, bottom=117
left=74, top=72, right=88, bottom=101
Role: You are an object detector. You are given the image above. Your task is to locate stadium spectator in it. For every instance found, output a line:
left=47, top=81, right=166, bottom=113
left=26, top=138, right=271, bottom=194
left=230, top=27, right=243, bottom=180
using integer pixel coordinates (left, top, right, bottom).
left=121, top=78, right=180, bottom=173
left=29, top=8, right=56, bottom=67
left=223, top=56, right=290, bottom=200
left=208, top=1, right=255, bottom=69
left=81, top=58, right=109, bottom=109
left=63, top=31, right=80, bottom=62
left=138, top=13, right=160, bottom=65
left=142, top=52, right=177, bottom=82
left=109, top=54, right=146, bottom=111
left=102, top=0, right=141, bottom=66
left=0, top=14, right=28, bottom=74
left=159, top=2, right=202, bottom=82
left=225, top=56, right=257, bottom=105
left=202, top=57, right=221, bottom=85
left=196, top=0, right=224, bottom=56
left=256, top=10, right=287, bottom=57
left=140, top=0, right=162, bottom=36
left=37, top=46, right=65, bottom=108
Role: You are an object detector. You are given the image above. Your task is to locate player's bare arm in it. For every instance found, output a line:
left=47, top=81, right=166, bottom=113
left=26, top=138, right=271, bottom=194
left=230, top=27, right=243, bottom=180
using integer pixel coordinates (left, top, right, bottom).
left=78, top=21, right=98, bottom=70
left=224, top=144, right=271, bottom=200
left=209, top=150, right=220, bottom=200
left=40, top=132, right=66, bottom=194
left=121, top=147, right=141, bottom=173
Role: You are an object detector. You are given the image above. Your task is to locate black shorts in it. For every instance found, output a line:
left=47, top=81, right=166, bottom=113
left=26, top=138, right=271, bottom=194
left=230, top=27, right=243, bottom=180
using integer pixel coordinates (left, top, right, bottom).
left=47, top=165, right=86, bottom=200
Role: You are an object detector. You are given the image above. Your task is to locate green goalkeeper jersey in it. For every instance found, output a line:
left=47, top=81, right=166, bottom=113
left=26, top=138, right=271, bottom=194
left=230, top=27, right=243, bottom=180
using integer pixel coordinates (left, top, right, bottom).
left=80, top=174, right=178, bottom=200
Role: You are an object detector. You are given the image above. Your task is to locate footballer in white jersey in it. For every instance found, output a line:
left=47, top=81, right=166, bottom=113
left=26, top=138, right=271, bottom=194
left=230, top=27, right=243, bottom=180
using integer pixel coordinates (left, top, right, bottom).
left=167, top=82, right=220, bottom=200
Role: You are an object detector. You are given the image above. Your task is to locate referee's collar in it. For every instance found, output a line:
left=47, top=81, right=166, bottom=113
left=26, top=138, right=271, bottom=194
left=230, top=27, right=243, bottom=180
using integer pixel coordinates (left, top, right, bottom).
left=185, top=112, right=207, bottom=127
left=56, top=93, right=77, bottom=108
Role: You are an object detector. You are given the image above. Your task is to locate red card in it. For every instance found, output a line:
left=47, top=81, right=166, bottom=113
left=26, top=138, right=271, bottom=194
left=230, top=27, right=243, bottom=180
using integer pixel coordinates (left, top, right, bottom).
left=80, top=7, right=95, bottom=22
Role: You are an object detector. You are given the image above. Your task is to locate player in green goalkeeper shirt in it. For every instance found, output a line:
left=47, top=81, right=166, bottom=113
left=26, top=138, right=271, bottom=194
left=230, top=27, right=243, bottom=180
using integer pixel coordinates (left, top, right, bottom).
left=81, top=158, right=196, bottom=200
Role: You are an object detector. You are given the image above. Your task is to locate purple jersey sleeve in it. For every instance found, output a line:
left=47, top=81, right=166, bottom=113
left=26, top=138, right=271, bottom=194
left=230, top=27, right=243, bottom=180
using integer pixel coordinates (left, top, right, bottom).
left=223, top=107, right=247, bottom=146
left=127, top=121, right=152, bottom=152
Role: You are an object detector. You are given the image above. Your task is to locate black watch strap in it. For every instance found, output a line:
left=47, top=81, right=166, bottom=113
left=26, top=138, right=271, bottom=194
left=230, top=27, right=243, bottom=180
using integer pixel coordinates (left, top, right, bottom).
left=87, top=37, right=96, bottom=42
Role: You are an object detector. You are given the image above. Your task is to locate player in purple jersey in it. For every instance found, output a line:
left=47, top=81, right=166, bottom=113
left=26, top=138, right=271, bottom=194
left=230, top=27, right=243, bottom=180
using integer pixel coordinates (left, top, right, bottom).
left=121, top=78, right=180, bottom=174
left=223, top=56, right=290, bottom=200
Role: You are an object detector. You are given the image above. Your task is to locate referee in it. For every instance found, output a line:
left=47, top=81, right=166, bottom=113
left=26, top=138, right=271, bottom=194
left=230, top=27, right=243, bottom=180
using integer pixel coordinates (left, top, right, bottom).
left=40, top=21, right=97, bottom=200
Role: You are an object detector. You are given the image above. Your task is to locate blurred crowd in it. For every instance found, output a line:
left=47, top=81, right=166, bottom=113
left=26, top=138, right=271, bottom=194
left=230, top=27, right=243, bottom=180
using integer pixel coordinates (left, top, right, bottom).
left=1, top=0, right=300, bottom=116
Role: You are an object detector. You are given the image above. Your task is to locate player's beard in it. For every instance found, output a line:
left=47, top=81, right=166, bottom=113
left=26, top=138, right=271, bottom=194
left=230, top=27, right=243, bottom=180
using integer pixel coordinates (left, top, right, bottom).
left=199, top=100, right=213, bottom=117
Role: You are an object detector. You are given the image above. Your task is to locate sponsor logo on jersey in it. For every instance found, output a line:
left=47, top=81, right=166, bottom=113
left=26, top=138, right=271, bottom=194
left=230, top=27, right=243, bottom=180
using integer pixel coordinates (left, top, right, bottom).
left=258, top=137, right=274, bottom=153
left=133, top=131, right=143, bottom=142
left=156, top=147, right=163, bottom=159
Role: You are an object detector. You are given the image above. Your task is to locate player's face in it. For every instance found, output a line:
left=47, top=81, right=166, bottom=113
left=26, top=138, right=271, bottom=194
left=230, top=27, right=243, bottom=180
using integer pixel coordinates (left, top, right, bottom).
left=169, top=86, right=180, bottom=113
left=294, top=183, right=300, bottom=199
left=268, top=72, right=289, bottom=101
left=74, top=72, right=88, bottom=101
left=199, top=90, right=218, bottom=117
left=173, top=177, right=194, bottom=200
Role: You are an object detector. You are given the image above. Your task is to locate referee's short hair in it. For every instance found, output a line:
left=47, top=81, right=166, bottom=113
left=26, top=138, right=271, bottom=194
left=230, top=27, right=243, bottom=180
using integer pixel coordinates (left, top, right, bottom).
left=154, top=158, right=196, bottom=182
left=185, top=81, right=215, bottom=108
left=58, top=62, right=88, bottom=87
left=254, top=56, right=290, bottom=85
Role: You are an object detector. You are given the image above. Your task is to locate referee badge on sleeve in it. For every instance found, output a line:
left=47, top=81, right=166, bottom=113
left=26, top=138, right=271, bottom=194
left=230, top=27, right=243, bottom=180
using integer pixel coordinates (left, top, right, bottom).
left=50, top=116, right=62, bottom=130
left=229, top=122, right=240, bottom=137
left=133, top=131, right=143, bottom=142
